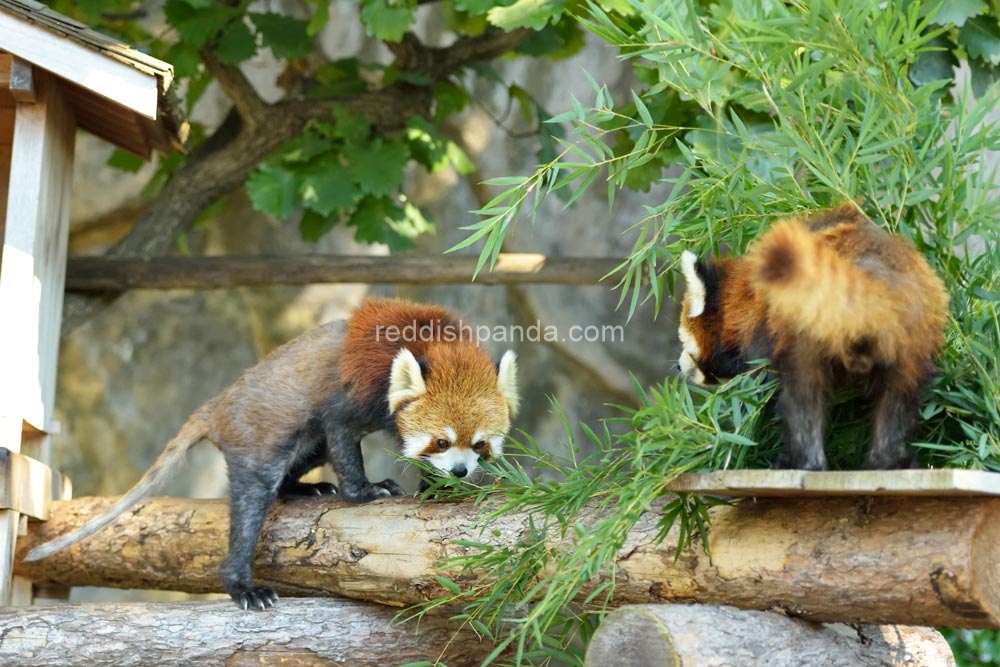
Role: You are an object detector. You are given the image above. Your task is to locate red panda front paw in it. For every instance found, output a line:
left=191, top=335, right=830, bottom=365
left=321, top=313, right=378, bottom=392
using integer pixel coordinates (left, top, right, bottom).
left=373, top=478, right=404, bottom=497
left=340, top=479, right=404, bottom=502
left=229, top=584, right=279, bottom=611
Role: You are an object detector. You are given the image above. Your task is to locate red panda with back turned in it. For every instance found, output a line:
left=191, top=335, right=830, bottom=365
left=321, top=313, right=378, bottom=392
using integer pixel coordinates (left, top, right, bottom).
left=677, top=204, right=948, bottom=470
left=24, top=298, right=518, bottom=610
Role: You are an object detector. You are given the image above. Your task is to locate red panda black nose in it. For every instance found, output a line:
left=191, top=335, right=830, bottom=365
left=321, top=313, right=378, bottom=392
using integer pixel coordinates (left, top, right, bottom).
left=452, top=465, right=468, bottom=478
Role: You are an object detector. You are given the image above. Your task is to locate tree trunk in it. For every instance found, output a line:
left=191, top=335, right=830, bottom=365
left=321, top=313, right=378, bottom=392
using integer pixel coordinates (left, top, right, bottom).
left=14, top=494, right=1000, bottom=628
left=584, top=604, right=956, bottom=667
left=0, top=598, right=500, bottom=667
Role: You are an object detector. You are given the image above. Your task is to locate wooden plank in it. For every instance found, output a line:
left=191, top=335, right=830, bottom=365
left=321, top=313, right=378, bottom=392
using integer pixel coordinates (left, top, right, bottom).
left=0, top=9, right=158, bottom=118
left=667, top=468, right=1000, bottom=497
left=64, top=253, right=632, bottom=290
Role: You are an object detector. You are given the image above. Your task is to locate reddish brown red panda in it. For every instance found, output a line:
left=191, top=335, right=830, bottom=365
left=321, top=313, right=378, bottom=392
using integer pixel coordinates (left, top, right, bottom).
left=677, top=204, right=948, bottom=470
left=24, top=298, right=518, bottom=610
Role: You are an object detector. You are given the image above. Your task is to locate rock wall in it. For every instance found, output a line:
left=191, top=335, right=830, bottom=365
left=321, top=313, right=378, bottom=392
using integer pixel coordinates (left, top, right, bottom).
left=50, top=13, right=676, bottom=602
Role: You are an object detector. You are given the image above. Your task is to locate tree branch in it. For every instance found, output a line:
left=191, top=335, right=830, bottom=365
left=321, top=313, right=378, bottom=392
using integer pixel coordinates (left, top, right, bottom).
left=61, top=26, right=534, bottom=334
left=200, top=50, right=270, bottom=126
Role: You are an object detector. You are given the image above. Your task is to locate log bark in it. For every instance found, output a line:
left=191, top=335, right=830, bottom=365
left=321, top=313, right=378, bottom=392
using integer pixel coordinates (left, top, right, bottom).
left=0, top=598, right=500, bottom=667
left=64, top=254, right=626, bottom=291
left=584, top=604, right=956, bottom=667
left=14, top=495, right=1000, bottom=628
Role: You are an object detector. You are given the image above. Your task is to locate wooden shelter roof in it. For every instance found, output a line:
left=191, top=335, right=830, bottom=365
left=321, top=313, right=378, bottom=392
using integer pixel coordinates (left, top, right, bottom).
left=0, top=0, right=187, bottom=158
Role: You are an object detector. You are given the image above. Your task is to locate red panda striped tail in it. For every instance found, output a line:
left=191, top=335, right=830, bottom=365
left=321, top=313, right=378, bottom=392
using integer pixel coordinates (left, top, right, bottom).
left=746, top=219, right=898, bottom=353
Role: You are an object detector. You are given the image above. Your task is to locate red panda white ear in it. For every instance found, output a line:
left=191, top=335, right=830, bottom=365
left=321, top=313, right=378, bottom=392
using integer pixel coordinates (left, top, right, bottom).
left=680, top=251, right=706, bottom=318
left=388, top=348, right=426, bottom=414
left=497, top=350, right=519, bottom=417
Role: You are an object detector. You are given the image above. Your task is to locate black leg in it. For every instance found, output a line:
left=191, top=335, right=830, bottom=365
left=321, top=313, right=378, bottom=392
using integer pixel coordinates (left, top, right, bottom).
left=220, top=458, right=281, bottom=611
left=864, top=367, right=922, bottom=469
left=773, top=348, right=829, bottom=471
left=277, top=423, right=338, bottom=497
left=326, top=429, right=404, bottom=502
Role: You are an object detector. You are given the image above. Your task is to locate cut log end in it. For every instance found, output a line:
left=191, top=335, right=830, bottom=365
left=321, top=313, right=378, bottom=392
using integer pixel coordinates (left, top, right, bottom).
left=585, top=604, right=957, bottom=667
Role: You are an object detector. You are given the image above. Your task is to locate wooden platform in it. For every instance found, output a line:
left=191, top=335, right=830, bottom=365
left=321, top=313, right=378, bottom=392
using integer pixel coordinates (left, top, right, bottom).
left=666, top=469, right=1000, bottom=497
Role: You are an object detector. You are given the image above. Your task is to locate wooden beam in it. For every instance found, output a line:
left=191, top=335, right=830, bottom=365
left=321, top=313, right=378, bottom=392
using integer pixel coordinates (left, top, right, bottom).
left=0, top=598, right=507, bottom=667
left=585, top=604, right=955, bottom=667
left=64, top=253, right=632, bottom=290
left=14, top=494, right=1000, bottom=629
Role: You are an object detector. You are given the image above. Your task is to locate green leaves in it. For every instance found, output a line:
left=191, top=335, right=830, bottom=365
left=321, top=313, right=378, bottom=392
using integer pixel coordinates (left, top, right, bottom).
left=360, top=0, right=417, bottom=42
left=250, top=12, right=314, bottom=59
left=488, top=0, right=568, bottom=30
left=960, top=15, right=1000, bottom=64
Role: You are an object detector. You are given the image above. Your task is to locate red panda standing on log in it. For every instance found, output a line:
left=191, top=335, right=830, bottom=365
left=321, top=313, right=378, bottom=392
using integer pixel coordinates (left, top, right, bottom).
left=677, top=204, right=948, bottom=470
left=24, top=298, right=519, bottom=610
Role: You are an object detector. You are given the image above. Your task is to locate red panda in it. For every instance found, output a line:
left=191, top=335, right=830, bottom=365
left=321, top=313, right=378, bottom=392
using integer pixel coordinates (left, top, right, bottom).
left=677, top=204, right=948, bottom=471
left=24, top=298, right=518, bottom=610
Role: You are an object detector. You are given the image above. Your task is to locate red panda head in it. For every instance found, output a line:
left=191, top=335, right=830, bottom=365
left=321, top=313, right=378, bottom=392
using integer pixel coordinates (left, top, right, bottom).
left=678, top=250, right=749, bottom=384
left=387, top=343, right=518, bottom=478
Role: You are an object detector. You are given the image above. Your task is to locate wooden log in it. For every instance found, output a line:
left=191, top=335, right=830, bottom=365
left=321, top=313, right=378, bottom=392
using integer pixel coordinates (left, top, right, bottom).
left=0, top=598, right=500, bottom=667
left=64, top=253, right=629, bottom=290
left=584, top=604, right=956, bottom=667
left=14, top=494, right=1000, bottom=628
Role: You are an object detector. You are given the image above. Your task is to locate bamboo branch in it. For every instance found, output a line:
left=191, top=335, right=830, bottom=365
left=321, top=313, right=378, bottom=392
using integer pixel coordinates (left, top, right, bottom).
left=15, top=494, right=1000, bottom=629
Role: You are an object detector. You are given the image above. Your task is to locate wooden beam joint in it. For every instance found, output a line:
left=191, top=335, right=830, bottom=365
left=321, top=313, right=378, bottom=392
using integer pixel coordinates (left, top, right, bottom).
left=0, top=54, right=35, bottom=104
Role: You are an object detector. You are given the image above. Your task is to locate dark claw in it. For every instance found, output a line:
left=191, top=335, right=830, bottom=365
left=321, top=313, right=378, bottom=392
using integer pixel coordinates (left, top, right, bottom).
left=374, top=478, right=405, bottom=497
left=278, top=481, right=339, bottom=498
left=231, top=585, right=278, bottom=611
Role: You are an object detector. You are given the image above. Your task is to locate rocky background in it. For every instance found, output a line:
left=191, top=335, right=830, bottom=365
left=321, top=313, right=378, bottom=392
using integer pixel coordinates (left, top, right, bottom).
left=52, top=11, right=678, bottom=602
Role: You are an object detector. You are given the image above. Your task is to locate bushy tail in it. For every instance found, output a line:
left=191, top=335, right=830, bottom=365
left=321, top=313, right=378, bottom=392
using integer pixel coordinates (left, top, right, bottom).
left=23, top=398, right=217, bottom=562
left=747, top=219, right=898, bottom=350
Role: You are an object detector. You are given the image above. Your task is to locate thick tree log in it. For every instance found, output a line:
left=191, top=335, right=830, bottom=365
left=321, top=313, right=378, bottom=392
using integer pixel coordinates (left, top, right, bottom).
left=64, top=254, right=626, bottom=291
left=584, top=604, right=956, bottom=667
left=14, top=495, right=1000, bottom=628
left=0, top=598, right=500, bottom=667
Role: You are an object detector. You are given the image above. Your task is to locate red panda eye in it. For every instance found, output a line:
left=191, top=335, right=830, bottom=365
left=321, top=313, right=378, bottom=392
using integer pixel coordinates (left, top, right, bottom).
left=473, top=441, right=487, bottom=451
left=436, top=438, right=450, bottom=450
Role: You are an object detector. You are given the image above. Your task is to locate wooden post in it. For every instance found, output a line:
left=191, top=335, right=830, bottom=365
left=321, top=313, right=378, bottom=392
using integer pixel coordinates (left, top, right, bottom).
left=0, top=66, right=74, bottom=606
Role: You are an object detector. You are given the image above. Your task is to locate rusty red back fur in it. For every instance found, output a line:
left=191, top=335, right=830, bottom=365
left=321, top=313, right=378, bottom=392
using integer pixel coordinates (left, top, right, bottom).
left=340, top=298, right=490, bottom=409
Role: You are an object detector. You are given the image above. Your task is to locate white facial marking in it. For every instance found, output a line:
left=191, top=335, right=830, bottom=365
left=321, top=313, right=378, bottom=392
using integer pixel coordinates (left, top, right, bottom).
left=401, top=432, right=432, bottom=459
left=472, top=430, right=505, bottom=459
left=677, top=321, right=707, bottom=385
left=425, top=446, right=481, bottom=477
left=680, top=251, right=706, bottom=319
left=444, top=426, right=457, bottom=442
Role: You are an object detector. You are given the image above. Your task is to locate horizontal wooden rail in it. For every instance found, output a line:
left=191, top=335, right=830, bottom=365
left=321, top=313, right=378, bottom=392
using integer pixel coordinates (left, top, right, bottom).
left=65, top=253, right=633, bottom=290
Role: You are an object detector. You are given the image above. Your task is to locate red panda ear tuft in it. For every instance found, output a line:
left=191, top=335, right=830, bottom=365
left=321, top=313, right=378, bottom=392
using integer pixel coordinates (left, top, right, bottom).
left=680, top=251, right=707, bottom=318
left=388, top=348, right=427, bottom=414
left=497, top=350, right=519, bottom=417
